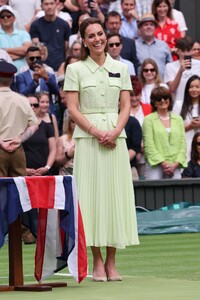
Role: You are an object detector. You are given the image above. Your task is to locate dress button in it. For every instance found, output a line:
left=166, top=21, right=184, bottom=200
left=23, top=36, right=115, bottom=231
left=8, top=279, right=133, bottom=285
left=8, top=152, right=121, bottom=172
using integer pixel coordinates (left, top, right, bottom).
left=99, top=68, right=103, bottom=72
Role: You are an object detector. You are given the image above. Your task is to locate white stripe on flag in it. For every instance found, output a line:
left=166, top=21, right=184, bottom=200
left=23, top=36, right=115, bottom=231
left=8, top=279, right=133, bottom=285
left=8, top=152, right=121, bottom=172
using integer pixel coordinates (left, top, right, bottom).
left=54, top=176, right=66, bottom=209
left=14, top=177, right=31, bottom=212
left=68, top=176, right=79, bottom=282
left=40, top=209, right=61, bottom=282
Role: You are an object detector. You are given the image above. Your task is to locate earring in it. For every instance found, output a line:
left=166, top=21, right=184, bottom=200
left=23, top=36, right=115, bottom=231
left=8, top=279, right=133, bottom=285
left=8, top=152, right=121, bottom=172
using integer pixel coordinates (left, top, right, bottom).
left=84, top=44, right=87, bottom=48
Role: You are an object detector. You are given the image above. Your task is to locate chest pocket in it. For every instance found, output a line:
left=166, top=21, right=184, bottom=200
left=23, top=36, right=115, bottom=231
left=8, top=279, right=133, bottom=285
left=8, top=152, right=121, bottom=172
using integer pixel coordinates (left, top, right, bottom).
left=81, top=78, right=97, bottom=90
left=80, top=78, right=97, bottom=109
left=108, top=78, right=122, bottom=89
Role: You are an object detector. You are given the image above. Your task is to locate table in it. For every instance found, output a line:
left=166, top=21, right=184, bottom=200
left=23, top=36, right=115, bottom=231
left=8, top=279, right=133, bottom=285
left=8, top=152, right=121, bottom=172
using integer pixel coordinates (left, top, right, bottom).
left=0, top=176, right=87, bottom=292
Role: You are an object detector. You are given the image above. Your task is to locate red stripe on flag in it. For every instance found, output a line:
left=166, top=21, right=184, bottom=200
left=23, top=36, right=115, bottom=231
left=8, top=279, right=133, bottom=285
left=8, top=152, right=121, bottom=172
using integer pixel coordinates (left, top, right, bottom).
left=25, top=176, right=56, bottom=208
left=35, top=208, right=48, bottom=282
left=78, top=203, right=88, bottom=283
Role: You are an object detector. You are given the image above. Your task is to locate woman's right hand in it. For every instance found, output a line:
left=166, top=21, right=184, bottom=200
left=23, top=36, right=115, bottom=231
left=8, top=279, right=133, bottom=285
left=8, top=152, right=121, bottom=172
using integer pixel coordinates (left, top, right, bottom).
left=190, top=118, right=200, bottom=129
left=26, top=168, right=36, bottom=176
left=90, top=127, right=116, bottom=149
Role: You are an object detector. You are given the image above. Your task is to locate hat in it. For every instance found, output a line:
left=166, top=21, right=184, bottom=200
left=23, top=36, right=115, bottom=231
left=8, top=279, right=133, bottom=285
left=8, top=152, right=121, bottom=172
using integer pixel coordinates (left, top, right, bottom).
left=0, top=5, right=16, bottom=17
left=0, top=60, right=17, bottom=77
left=138, top=13, right=157, bottom=29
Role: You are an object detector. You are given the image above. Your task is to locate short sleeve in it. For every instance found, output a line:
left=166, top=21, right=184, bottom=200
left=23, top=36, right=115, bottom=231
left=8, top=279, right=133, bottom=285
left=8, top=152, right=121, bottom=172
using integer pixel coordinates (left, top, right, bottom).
left=64, top=64, right=80, bottom=92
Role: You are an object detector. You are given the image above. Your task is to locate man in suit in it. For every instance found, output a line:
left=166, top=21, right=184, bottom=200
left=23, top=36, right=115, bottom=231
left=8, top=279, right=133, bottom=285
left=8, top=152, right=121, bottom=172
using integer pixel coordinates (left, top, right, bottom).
left=16, top=46, right=58, bottom=113
left=105, top=10, right=139, bottom=74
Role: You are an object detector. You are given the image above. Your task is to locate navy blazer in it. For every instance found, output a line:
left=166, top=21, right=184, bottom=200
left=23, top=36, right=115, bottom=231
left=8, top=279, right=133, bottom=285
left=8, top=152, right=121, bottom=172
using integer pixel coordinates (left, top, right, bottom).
left=16, top=69, right=59, bottom=96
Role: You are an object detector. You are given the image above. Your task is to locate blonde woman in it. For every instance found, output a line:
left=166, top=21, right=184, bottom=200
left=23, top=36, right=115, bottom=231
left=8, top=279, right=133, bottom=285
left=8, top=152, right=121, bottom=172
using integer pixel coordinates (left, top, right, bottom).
left=139, top=58, right=168, bottom=104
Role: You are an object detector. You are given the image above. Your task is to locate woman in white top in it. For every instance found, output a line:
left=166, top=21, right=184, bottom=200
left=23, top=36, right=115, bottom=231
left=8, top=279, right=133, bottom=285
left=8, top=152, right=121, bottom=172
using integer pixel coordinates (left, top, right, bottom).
left=173, top=75, right=200, bottom=161
left=139, top=58, right=168, bottom=104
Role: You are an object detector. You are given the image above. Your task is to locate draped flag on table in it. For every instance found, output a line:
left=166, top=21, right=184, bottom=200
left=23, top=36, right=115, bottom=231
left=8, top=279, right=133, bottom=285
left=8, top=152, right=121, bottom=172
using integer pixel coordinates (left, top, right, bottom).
left=0, top=176, right=87, bottom=283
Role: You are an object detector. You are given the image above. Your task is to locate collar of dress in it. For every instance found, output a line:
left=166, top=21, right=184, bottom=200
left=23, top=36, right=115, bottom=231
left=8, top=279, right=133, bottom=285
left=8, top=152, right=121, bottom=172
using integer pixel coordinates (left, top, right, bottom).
left=83, top=53, right=114, bottom=73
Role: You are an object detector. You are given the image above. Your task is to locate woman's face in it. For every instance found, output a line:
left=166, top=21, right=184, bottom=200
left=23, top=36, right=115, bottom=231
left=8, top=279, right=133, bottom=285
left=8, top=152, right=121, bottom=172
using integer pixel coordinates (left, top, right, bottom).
left=192, top=42, right=200, bottom=59
left=38, top=94, right=50, bottom=113
left=130, top=93, right=141, bottom=108
left=189, top=79, right=200, bottom=99
left=155, top=96, right=170, bottom=112
left=28, top=96, right=39, bottom=114
left=156, top=1, right=169, bottom=18
left=71, top=42, right=81, bottom=56
left=83, top=23, right=107, bottom=57
left=142, top=63, right=156, bottom=82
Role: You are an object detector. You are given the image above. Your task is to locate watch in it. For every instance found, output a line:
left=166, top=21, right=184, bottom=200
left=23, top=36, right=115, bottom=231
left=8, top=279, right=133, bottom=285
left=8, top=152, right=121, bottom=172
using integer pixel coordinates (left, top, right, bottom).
left=45, top=165, right=51, bottom=170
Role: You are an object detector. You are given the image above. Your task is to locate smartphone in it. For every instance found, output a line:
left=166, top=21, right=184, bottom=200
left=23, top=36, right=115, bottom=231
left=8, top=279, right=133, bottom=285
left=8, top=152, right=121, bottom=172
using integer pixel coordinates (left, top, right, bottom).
left=88, top=0, right=96, bottom=17
left=35, top=58, right=43, bottom=66
left=184, top=55, right=192, bottom=69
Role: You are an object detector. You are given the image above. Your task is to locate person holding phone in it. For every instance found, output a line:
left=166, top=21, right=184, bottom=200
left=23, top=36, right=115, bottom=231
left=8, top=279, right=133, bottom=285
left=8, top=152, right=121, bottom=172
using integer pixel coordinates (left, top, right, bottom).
left=164, top=36, right=200, bottom=105
left=16, top=46, right=59, bottom=113
left=173, top=75, right=200, bottom=161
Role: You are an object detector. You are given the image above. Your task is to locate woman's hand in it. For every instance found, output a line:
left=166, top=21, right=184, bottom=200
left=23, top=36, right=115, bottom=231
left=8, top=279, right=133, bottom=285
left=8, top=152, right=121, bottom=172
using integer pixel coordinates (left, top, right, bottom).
left=190, top=118, right=200, bottom=129
left=26, top=168, right=36, bottom=176
left=161, top=161, right=179, bottom=176
left=34, top=167, right=49, bottom=176
left=98, top=129, right=120, bottom=149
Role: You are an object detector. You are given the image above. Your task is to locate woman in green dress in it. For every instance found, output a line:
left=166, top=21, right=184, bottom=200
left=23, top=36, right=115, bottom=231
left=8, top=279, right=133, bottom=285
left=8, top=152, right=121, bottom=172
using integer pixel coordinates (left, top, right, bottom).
left=64, top=17, right=139, bottom=282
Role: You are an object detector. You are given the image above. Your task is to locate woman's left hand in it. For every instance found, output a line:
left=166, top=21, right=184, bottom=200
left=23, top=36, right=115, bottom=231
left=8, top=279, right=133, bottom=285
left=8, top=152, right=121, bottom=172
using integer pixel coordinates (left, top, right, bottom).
left=99, top=130, right=119, bottom=149
left=163, top=162, right=179, bottom=176
left=34, top=167, right=49, bottom=176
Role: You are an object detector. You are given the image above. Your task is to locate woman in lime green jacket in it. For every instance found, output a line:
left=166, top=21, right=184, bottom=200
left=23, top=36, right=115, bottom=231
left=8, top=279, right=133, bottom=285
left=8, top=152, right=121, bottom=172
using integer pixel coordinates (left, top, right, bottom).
left=142, top=86, right=187, bottom=179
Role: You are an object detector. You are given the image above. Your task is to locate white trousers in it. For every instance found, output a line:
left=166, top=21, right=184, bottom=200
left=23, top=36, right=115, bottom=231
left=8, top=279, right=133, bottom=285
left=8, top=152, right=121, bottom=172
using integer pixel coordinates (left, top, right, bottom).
left=145, top=162, right=182, bottom=180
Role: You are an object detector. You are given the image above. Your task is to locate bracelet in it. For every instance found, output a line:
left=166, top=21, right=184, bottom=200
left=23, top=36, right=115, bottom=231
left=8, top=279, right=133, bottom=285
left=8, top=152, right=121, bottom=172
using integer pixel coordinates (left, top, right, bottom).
left=45, top=165, right=51, bottom=170
left=65, top=151, right=71, bottom=160
left=87, top=124, right=93, bottom=134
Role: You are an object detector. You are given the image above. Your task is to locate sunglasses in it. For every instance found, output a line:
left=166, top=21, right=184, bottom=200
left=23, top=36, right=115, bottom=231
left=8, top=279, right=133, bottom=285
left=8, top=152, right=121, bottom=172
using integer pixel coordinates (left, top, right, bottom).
left=108, top=42, right=121, bottom=48
left=30, top=103, right=39, bottom=108
left=196, top=142, right=200, bottom=146
left=156, top=95, right=170, bottom=102
left=0, top=14, right=13, bottom=19
left=143, top=68, right=156, bottom=73
left=28, top=56, right=41, bottom=61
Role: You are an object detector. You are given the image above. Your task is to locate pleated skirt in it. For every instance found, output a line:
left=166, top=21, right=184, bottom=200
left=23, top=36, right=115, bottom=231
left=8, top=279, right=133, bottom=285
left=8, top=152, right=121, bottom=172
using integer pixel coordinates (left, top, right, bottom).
left=74, top=137, right=139, bottom=249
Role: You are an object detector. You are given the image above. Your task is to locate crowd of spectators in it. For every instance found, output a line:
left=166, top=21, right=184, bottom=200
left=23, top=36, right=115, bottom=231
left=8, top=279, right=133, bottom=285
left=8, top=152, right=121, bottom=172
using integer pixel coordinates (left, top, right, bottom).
left=0, top=0, right=200, bottom=181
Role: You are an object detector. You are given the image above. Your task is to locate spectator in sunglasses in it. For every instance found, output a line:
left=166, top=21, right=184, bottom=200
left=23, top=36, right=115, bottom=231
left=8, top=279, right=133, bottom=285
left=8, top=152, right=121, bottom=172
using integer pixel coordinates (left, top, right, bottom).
left=107, top=33, right=135, bottom=75
left=139, top=58, right=168, bottom=104
left=0, top=5, right=32, bottom=72
left=173, top=75, right=200, bottom=162
left=182, top=132, right=200, bottom=178
left=142, top=86, right=187, bottom=179
left=16, top=46, right=59, bottom=114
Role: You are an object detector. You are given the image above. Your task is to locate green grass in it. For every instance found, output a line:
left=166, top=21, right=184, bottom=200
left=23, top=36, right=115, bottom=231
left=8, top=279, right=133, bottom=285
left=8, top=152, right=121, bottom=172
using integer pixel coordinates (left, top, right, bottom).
left=1, top=233, right=200, bottom=285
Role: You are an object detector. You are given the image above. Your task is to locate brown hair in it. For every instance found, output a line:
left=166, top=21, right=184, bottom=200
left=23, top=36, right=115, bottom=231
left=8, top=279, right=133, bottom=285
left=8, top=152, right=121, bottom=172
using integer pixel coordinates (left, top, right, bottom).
left=191, top=132, right=200, bottom=163
left=79, top=17, right=107, bottom=60
left=152, top=0, right=172, bottom=20
left=150, top=86, right=173, bottom=111
left=139, top=58, right=162, bottom=87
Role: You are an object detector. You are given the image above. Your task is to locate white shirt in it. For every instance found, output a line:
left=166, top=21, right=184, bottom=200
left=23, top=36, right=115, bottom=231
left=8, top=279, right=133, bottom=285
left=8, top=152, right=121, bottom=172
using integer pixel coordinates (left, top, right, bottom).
left=172, top=8, right=188, bottom=33
left=119, top=57, right=135, bottom=75
left=164, top=59, right=200, bottom=104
